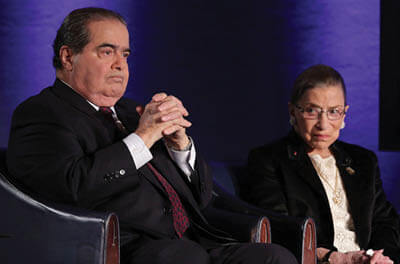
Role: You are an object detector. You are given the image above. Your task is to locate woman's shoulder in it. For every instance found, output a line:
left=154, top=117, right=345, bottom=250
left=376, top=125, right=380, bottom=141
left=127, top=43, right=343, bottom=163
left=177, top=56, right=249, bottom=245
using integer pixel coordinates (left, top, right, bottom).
left=334, top=140, right=377, bottom=162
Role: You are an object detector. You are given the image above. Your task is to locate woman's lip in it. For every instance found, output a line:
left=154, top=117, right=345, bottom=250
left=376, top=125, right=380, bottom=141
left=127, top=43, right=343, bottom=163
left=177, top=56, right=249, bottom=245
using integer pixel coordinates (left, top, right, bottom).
left=314, top=134, right=330, bottom=139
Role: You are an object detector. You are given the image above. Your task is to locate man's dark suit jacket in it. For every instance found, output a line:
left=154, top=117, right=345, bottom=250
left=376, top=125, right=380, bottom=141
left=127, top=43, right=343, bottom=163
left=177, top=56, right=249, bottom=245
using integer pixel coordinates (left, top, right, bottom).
left=241, top=131, right=400, bottom=262
left=6, top=79, right=233, bottom=250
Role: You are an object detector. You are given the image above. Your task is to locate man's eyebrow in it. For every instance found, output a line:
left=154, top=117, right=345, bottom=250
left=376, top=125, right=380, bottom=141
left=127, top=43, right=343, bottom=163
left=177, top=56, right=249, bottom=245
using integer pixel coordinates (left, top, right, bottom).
left=97, top=43, right=117, bottom=49
left=97, top=43, right=131, bottom=53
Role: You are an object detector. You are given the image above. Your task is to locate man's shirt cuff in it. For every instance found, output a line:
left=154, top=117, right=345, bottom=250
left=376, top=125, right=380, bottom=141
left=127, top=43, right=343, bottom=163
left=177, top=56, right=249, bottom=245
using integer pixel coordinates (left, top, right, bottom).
left=166, top=138, right=196, bottom=181
left=123, top=133, right=153, bottom=169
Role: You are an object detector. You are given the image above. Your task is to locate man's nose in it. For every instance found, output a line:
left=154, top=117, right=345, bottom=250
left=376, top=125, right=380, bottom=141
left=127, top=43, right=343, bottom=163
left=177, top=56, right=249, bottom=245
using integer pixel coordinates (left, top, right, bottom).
left=112, top=53, right=125, bottom=71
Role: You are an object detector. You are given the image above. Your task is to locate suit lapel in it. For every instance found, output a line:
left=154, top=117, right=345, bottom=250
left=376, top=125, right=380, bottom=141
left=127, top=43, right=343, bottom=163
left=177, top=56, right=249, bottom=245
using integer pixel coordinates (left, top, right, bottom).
left=330, top=143, right=367, bottom=243
left=135, top=141, right=201, bottom=211
left=51, top=79, right=98, bottom=117
left=51, top=79, right=112, bottom=141
left=149, top=142, right=210, bottom=224
left=114, top=100, right=140, bottom=134
left=150, top=143, right=200, bottom=210
left=287, top=134, right=331, bottom=204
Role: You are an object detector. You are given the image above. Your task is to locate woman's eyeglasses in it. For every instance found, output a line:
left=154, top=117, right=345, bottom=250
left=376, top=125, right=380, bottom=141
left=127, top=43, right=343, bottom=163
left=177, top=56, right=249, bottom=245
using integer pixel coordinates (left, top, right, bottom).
left=295, top=105, right=346, bottom=120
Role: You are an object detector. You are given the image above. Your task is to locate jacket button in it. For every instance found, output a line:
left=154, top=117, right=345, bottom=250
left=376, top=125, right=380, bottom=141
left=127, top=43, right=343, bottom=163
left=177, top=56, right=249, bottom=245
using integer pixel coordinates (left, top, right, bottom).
left=119, top=169, right=126, bottom=176
left=104, top=174, right=111, bottom=182
left=163, top=207, right=172, bottom=215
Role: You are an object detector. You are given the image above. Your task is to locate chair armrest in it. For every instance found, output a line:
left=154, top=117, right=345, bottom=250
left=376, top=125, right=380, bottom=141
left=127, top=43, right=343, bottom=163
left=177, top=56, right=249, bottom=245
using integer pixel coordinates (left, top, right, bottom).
left=0, top=171, right=119, bottom=264
left=204, top=206, right=271, bottom=243
left=212, top=182, right=316, bottom=264
left=267, top=214, right=316, bottom=264
left=252, top=216, right=271, bottom=243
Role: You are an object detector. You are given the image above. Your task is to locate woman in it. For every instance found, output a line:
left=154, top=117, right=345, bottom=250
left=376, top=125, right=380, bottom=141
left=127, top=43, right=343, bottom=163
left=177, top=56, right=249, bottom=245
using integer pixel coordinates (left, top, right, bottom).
left=241, top=64, right=400, bottom=264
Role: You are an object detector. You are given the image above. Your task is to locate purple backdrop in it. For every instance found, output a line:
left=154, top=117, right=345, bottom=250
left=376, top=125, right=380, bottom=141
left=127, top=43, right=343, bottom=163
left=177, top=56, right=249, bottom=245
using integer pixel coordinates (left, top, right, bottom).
left=0, top=0, right=398, bottom=209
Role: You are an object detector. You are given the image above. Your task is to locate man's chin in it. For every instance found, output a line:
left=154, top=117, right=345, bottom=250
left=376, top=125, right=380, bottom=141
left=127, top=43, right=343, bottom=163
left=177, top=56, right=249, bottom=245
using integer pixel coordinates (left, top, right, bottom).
left=89, top=92, right=124, bottom=107
left=107, top=86, right=126, bottom=98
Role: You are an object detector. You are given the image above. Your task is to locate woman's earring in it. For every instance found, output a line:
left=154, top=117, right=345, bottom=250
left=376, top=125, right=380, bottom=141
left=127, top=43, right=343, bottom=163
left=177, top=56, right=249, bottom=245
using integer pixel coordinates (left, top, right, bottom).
left=289, top=116, right=296, bottom=126
left=340, top=121, right=346, bottom=129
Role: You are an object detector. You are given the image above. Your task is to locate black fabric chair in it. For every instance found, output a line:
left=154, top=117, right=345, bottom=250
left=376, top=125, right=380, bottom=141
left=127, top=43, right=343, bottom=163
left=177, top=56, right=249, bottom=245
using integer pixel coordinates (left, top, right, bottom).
left=0, top=148, right=119, bottom=264
left=0, top=148, right=271, bottom=263
left=210, top=161, right=317, bottom=264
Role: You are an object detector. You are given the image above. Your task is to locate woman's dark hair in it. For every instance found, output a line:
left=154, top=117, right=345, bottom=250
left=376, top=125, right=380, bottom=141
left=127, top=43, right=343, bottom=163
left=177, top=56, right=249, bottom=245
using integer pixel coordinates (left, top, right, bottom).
left=52, top=7, right=127, bottom=69
left=290, top=64, right=347, bottom=105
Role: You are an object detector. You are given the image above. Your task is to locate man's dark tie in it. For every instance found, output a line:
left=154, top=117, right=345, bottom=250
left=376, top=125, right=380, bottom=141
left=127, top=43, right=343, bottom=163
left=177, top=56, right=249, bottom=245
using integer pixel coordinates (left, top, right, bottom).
left=98, top=107, right=128, bottom=140
left=98, top=106, right=190, bottom=238
left=147, top=163, right=190, bottom=237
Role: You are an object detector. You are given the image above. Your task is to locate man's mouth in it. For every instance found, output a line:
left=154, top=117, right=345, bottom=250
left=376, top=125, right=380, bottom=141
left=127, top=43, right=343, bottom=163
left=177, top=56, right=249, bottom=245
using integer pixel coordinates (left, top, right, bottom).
left=108, top=76, right=124, bottom=83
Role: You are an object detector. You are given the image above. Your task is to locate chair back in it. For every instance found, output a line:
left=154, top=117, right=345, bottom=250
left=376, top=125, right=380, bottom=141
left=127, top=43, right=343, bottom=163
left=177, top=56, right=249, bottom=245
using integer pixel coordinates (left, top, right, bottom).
left=209, top=161, right=245, bottom=195
left=210, top=160, right=316, bottom=264
left=0, top=147, right=6, bottom=174
left=0, top=147, right=119, bottom=264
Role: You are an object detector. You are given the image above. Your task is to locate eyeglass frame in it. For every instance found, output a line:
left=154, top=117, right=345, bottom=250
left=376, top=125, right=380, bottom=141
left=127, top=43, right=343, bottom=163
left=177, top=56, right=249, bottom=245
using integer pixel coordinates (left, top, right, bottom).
left=294, top=104, right=347, bottom=121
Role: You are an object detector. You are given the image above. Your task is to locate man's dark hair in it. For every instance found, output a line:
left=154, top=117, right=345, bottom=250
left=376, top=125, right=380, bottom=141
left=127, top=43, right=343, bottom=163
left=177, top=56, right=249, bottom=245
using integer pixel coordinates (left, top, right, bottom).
left=290, top=64, right=347, bottom=105
left=53, top=7, right=127, bottom=69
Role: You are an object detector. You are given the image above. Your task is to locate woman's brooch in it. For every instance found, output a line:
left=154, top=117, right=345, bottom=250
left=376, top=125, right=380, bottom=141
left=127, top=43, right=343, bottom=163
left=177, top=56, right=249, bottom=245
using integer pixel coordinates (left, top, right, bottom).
left=345, top=167, right=355, bottom=175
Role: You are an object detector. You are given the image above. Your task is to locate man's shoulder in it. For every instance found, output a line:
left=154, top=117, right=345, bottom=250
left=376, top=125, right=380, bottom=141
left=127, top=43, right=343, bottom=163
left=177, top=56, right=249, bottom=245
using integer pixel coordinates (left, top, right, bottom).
left=13, top=85, right=57, bottom=118
left=11, top=80, right=92, bottom=126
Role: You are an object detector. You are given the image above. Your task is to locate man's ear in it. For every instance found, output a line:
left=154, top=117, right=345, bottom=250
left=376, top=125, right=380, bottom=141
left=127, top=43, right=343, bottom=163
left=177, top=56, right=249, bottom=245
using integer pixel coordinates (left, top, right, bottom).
left=59, top=45, right=74, bottom=71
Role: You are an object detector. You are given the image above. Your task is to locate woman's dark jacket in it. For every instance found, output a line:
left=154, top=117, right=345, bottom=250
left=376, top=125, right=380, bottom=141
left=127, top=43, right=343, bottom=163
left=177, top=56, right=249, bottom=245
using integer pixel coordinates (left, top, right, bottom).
left=241, top=131, right=400, bottom=262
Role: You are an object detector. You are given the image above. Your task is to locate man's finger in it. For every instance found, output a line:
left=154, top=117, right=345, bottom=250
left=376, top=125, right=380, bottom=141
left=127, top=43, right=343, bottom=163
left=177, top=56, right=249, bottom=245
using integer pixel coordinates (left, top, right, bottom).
left=157, top=99, right=178, bottom=110
left=158, top=97, right=186, bottom=113
left=172, top=117, right=192, bottom=128
left=160, top=109, right=188, bottom=122
left=162, top=125, right=182, bottom=135
left=162, top=118, right=192, bottom=135
left=179, top=118, right=192, bottom=128
left=136, top=105, right=144, bottom=116
left=152, top=92, right=168, bottom=102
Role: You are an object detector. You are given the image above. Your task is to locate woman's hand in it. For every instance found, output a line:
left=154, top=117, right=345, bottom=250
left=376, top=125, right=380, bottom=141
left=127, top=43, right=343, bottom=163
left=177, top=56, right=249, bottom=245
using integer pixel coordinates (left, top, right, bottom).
left=317, top=248, right=365, bottom=264
left=317, top=248, right=393, bottom=264
left=368, top=250, right=393, bottom=264
left=329, top=250, right=367, bottom=264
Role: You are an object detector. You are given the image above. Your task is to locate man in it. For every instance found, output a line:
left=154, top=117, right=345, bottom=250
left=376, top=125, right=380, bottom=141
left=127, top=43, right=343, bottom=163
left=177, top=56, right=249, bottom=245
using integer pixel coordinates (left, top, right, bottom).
left=7, top=7, right=296, bottom=264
